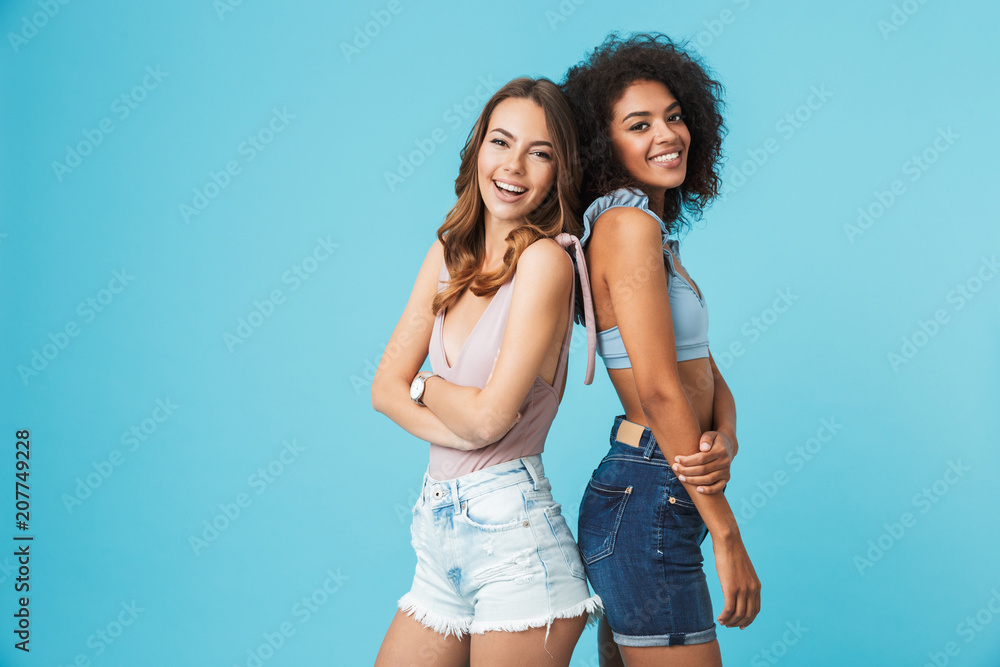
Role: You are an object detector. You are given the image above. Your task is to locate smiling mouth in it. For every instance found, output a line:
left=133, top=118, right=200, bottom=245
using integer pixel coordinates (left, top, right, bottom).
left=650, top=151, right=681, bottom=164
left=493, top=179, right=528, bottom=200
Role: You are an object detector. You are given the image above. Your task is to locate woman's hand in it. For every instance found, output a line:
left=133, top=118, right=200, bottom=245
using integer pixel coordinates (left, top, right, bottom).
left=671, top=430, right=735, bottom=494
left=415, top=372, right=522, bottom=451
left=712, top=533, right=761, bottom=629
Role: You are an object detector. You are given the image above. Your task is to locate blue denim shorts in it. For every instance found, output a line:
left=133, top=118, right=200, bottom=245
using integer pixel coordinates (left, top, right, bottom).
left=399, top=455, right=602, bottom=639
left=577, top=416, right=717, bottom=647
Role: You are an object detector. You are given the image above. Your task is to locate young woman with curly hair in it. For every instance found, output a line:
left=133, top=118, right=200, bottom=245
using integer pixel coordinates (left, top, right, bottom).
left=561, top=33, right=761, bottom=666
left=371, top=77, right=601, bottom=666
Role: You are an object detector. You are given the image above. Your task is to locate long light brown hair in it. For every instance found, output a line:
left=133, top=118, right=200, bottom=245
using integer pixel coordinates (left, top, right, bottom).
left=431, top=77, right=582, bottom=315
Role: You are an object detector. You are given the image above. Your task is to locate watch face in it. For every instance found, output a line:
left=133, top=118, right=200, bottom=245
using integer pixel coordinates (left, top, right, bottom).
left=410, top=377, right=423, bottom=401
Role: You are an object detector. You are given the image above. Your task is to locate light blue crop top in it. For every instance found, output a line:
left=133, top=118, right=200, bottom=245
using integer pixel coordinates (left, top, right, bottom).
left=580, top=187, right=710, bottom=367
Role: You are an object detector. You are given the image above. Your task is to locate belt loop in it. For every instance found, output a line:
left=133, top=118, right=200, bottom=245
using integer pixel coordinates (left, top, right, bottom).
left=449, top=479, right=461, bottom=514
left=522, top=457, right=541, bottom=490
left=642, top=431, right=657, bottom=460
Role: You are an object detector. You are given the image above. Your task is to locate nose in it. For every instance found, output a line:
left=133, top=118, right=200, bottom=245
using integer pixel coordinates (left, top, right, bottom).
left=652, top=120, right=679, bottom=144
left=503, top=150, right=525, bottom=175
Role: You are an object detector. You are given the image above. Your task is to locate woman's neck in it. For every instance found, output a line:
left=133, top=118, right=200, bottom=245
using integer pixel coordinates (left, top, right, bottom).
left=641, top=185, right=667, bottom=219
left=482, top=211, right=519, bottom=271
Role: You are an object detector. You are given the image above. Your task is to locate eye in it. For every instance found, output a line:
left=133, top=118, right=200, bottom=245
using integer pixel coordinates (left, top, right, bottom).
left=629, top=121, right=650, bottom=132
left=491, top=138, right=508, bottom=147
left=531, top=150, right=551, bottom=159
left=668, top=112, right=685, bottom=123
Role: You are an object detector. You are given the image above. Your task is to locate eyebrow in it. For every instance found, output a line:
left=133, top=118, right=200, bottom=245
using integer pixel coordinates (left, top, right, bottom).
left=490, top=127, right=553, bottom=148
left=621, top=101, right=681, bottom=123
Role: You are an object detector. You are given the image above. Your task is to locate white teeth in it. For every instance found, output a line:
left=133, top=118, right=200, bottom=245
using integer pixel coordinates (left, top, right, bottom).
left=651, top=152, right=680, bottom=163
left=495, top=181, right=526, bottom=193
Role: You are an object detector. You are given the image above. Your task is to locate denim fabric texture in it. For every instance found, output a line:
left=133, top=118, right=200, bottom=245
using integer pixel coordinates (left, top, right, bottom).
left=399, top=454, right=602, bottom=639
left=578, top=416, right=717, bottom=647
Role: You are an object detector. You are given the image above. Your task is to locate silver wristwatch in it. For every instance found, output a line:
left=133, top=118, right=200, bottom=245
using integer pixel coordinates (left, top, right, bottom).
left=410, top=371, right=438, bottom=406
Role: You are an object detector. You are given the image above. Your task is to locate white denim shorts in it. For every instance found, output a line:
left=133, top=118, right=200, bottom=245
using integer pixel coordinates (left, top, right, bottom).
left=399, top=454, right=602, bottom=639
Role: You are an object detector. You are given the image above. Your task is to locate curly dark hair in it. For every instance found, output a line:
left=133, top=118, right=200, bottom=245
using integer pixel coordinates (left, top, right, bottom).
left=561, top=32, right=727, bottom=234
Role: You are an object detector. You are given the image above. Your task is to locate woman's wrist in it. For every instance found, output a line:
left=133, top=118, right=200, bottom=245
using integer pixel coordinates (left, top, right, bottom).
left=710, top=518, right=741, bottom=544
left=410, top=371, right=439, bottom=406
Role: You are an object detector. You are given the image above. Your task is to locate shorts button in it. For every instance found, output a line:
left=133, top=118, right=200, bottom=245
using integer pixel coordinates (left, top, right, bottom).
left=668, top=497, right=676, bottom=504
left=523, top=521, right=530, bottom=527
left=433, top=489, right=443, bottom=499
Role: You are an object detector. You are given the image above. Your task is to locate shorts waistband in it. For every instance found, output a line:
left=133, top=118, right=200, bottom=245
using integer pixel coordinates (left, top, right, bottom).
left=610, top=415, right=663, bottom=461
left=422, top=455, right=546, bottom=513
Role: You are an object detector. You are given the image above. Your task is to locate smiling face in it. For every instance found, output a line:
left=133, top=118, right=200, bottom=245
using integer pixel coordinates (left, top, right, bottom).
left=609, top=79, right=691, bottom=196
left=476, top=97, right=557, bottom=226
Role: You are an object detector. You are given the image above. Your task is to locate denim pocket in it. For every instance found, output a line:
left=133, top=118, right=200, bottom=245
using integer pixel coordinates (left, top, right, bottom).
left=577, top=477, right=632, bottom=565
left=665, top=475, right=701, bottom=516
left=541, top=502, right=588, bottom=580
left=460, top=483, right=529, bottom=531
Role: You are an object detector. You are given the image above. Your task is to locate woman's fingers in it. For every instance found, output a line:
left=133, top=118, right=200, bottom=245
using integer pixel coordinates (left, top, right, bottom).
left=673, top=460, right=730, bottom=481
left=717, top=596, right=736, bottom=626
left=742, top=590, right=760, bottom=629
left=739, top=578, right=761, bottom=629
left=676, top=469, right=727, bottom=486
left=726, top=588, right=749, bottom=628
left=694, top=479, right=728, bottom=494
left=673, top=451, right=720, bottom=468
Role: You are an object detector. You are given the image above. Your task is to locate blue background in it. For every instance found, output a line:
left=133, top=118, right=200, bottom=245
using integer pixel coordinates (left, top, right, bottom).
left=2, top=0, right=998, bottom=665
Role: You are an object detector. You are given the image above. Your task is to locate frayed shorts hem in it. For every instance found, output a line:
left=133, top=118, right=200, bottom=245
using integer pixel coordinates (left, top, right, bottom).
left=612, top=623, right=716, bottom=647
left=398, top=592, right=603, bottom=639
left=397, top=592, right=472, bottom=640
left=468, top=594, right=603, bottom=634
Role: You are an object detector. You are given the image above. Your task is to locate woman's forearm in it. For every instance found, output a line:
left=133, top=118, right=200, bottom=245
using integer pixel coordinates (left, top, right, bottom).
left=710, top=362, right=739, bottom=457
left=371, top=375, right=477, bottom=450
left=643, top=393, right=741, bottom=540
left=421, top=376, right=517, bottom=448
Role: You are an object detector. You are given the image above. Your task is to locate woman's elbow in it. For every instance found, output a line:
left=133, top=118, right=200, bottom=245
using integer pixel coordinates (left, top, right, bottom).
left=471, top=406, right=518, bottom=446
left=637, top=384, right=687, bottom=419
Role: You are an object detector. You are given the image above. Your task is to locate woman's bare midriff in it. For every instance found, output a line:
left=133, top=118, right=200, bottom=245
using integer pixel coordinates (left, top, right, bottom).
left=593, top=248, right=715, bottom=435
left=608, top=357, right=715, bottom=434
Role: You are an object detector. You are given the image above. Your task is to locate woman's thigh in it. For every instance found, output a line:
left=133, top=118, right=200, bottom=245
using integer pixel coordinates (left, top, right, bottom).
left=469, top=615, right=588, bottom=667
left=597, top=617, right=625, bottom=667
left=375, top=610, right=471, bottom=667
left=618, top=640, right=722, bottom=667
